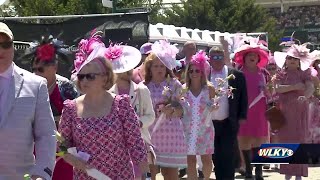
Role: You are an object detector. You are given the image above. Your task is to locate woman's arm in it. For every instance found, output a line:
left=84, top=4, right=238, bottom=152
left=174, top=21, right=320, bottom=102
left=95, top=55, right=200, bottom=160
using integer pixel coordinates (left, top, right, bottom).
left=304, top=81, right=315, bottom=98
left=275, top=83, right=304, bottom=93
left=139, top=86, right=155, bottom=129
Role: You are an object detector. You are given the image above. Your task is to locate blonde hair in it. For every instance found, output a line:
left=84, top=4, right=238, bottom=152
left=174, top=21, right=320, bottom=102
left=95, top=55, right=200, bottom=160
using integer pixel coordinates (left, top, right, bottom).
left=185, top=63, right=211, bottom=89
left=76, top=57, right=115, bottom=92
left=144, top=52, right=175, bottom=85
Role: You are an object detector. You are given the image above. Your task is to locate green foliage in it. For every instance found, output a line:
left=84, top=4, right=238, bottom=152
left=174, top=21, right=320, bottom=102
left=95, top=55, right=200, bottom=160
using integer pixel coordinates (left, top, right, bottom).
left=156, top=0, right=284, bottom=51
left=6, top=0, right=108, bottom=16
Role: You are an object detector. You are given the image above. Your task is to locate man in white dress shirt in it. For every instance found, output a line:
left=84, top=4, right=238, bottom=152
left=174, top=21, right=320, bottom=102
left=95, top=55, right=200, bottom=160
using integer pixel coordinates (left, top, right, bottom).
left=208, top=44, right=248, bottom=180
left=0, top=22, right=56, bottom=180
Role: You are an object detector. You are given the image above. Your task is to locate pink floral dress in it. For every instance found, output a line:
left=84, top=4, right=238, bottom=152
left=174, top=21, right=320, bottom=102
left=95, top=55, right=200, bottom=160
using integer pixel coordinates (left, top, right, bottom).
left=276, top=69, right=311, bottom=177
left=59, top=95, right=147, bottom=180
left=182, top=87, right=214, bottom=155
left=309, top=74, right=320, bottom=143
left=145, top=79, right=187, bottom=168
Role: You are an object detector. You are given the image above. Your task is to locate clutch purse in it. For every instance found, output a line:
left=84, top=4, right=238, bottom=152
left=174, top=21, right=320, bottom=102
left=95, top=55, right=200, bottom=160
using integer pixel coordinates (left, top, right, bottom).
left=265, top=105, right=286, bottom=131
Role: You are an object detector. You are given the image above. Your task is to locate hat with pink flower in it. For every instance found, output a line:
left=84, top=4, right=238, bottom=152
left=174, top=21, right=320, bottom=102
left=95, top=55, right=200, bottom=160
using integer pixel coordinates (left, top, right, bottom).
left=274, top=43, right=312, bottom=71
left=190, top=50, right=210, bottom=75
left=105, top=43, right=141, bottom=73
left=151, top=40, right=179, bottom=70
left=234, top=37, right=269, bottom=68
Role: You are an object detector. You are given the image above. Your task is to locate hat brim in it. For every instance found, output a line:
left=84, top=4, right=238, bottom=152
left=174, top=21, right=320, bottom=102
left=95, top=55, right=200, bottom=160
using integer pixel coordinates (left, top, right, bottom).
left=112, top=45, right=142, bottom=73
left=234, top=48, right=269, bottom=68
left=274, top=51, right=312, bottom=71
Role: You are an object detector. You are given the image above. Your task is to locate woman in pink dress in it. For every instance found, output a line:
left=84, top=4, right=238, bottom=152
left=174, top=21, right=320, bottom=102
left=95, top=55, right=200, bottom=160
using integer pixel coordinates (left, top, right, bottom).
left=309, top=50, right=320, bottom=144
left=59, top=38, right=148, bottom=179
left=273, top=44, right=314, bottom=180
left=234, top=38, right=270, bottom=180
left=181, top=51, right=214, bottom=180
left=144, top=40, right=187, bottom=180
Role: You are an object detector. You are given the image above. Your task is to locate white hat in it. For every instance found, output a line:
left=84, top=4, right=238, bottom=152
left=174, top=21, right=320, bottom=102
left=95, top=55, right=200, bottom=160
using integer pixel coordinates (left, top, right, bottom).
left=105, top=44, right=141, bottom=73
left=0, top=22, right=13, bottom=40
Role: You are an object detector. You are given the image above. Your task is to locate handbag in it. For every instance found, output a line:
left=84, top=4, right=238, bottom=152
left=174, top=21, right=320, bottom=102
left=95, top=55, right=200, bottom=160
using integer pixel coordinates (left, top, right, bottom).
left=265, top=104, right=286, bottom=131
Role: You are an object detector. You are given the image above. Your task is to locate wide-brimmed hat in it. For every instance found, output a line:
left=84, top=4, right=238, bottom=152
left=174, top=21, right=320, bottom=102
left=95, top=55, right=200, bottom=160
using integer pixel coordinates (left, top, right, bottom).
left=140, top=42, right=153, bottom=55
left=151, top=40, right=179, bottom=70
left=105, top=43, right=141, bottom=73
left=274, top=43, right=312, bottom=71
left=234, top=38, right=269, bottom=68
left=311, top=50, right=320, bottom=61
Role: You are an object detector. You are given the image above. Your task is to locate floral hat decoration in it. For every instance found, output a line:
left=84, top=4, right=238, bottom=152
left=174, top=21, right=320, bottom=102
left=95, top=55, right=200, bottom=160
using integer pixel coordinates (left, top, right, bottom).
left=19, top=35, right=71, bottom=65
left=151, top=40, right=179, bottom=70
left=73, top=31, right=105, bottom=73
left=234, top=36, right=269, bottom=68
left=311, top=50, right=320, bottom=62
left=274, top=43, right=312, bottom=71
left=105, top=43, right=141, bottom=74
left=189, top=50, right=210, bottom=76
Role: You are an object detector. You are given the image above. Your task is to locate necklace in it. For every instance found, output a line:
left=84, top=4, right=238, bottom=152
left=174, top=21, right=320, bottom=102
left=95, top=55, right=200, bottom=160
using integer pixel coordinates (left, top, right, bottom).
left=48, top=81, right=56, bottom=92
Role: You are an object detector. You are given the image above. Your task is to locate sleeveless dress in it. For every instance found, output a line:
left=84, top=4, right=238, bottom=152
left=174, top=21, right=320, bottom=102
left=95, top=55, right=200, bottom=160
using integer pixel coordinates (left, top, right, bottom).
left=58, top=95, right=147, bottom=180
left=238, top=68, right=268, bottom=137
left=182, top=87, right=215, bottom=155
left=146, top=79, right=187, bottom=168
left=276, top=70, right=311, bottom=177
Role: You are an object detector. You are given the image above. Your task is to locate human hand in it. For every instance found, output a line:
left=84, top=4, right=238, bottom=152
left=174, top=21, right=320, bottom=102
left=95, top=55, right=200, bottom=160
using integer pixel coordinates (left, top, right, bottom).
left=139, top=161, right=149, bottom=174
left=63, top=153, right=91, bottom=172
left=297, top=96, right=307, bottom=102
left=210, top=103, right=219, bottom=111
left=30, top=175, right=45, bottom=180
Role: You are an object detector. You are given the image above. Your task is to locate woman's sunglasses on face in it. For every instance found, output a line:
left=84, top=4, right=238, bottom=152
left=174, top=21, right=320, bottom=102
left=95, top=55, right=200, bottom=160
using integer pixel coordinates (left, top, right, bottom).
left=188, top=69, right=201, bottom=74
left=0, top=41, right=13, bottom=49
left=77, top=73, right=103, bottom=81
left=32, top=67, right=45, bottom=73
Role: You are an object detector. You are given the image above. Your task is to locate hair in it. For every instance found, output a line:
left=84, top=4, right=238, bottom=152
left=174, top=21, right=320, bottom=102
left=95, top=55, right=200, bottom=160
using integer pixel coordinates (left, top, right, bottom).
left=313, top=59, right=320, bottom=69
left=32, top=57, right=58, bottom=66
left=76, top=56, right=115, bottom=92
left=284, top=55, right=301, bottom=70
left=184, top=41, right=196, bottom=48
left=185, top=63, right=211, bottom=89
left=209, top=45, right=224, bottom=54
left=143, top=53, right=175, bottom=85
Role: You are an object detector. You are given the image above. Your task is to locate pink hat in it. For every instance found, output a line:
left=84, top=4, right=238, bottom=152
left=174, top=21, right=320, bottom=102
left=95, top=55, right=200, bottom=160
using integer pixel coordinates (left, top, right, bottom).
left=274, top=43, right=312, bottom=71
left=140, top=42, right=153, bottom=55
left=73, top=31, right=105, bottom=73
left=234, top=38, right=269, bottom=68
left=151, top=40, right=179, bottom=70
left=311, top=50, right=320, bottom=61
left=190, top=50, right=210, bottom=76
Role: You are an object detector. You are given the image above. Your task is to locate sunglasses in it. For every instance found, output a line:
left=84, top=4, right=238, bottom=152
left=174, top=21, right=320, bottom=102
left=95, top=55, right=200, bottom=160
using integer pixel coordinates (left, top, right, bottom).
left=77, top=73, right=103, bottom=81
left=32, top=67, right=45, bottom=73
left=188, top=69, right=201, bottom=74
left=0, top=41, right=13, bottom=49
left=210, top=55, right=224, bottom=60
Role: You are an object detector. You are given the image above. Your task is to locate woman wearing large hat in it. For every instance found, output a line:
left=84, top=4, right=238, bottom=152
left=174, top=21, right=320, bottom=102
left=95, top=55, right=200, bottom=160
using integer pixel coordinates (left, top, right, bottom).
left=108, top=43, right=155, bottom=180
left=234, top=37, right=270, bottom=180
left=21, top=35, right=79, bottom=180
left=273, top=44, right=314, bottom=180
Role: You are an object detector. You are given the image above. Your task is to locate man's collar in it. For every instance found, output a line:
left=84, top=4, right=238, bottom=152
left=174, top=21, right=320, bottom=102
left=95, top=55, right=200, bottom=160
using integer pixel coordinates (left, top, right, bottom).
left=0, top=63, right=13, bottom=79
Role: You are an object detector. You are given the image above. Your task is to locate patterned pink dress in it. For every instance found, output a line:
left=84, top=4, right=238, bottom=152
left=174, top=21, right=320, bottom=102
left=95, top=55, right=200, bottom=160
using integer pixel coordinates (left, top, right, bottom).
left=309, top=74, right=320, bottom=143
left=276, top=69, right=311, bottom=177
left=182, top=87, right=214, bottom=155
left=59, top=95, right=147, bottom=180
left=145, top=79, right=187, bottom=168
left=238, top=68, right=269, bottom=137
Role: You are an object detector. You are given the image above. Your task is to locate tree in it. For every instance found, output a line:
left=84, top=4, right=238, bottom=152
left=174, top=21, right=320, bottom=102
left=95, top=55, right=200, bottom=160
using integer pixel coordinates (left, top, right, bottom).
left=7, top=0, right=108, bottom=16
left=157, top=0, right=284, bottom=51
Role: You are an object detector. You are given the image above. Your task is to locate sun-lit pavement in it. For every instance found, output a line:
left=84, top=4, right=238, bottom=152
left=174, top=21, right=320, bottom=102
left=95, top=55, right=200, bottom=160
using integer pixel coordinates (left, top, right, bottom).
left=156, top=166, right=320, bottom=179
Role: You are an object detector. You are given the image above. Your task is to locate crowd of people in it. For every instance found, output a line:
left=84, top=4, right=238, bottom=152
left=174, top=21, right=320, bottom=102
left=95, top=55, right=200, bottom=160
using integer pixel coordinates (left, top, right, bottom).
left=269, top=5, right=320, bottom=29
left=1, top=20, right=320, bottom=180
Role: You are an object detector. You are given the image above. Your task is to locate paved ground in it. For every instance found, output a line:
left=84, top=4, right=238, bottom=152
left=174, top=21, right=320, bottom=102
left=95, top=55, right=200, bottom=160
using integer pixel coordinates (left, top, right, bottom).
left=156, top=166, right=320, bottom=179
